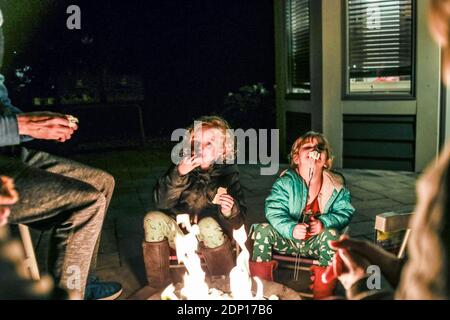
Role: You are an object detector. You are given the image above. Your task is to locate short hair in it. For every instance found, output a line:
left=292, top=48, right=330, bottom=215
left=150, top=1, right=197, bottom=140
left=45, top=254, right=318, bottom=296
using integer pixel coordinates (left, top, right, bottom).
left=288, top=131, right=334, bottom=170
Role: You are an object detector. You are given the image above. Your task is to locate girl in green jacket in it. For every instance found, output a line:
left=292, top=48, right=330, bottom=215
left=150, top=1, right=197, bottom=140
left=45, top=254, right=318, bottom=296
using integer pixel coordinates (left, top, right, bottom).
left=250, top=131, right=355, bottom=299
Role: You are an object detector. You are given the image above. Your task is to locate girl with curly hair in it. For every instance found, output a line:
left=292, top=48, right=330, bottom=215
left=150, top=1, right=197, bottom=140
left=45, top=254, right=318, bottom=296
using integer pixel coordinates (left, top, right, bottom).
left=142, top=116, right=247, bottom=289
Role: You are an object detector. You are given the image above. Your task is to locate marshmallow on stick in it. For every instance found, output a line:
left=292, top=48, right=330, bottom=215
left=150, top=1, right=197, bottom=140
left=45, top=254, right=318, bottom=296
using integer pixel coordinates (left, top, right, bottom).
left=66, top=115, right=79, bottom=128
left=212, top=187, right=227, bottom=204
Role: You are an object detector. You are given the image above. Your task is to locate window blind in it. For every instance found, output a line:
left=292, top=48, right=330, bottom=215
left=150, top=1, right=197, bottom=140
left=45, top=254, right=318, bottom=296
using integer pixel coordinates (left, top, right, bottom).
left=286, top=0, right=310, bottom=93
left=348, top=0, right=413, bottom=79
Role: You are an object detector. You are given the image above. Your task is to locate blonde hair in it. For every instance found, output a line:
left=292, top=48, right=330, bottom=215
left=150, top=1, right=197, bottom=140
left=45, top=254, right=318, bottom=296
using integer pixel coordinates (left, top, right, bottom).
left=429, top=0, right=450, bottom=84
left=395, top=145, right=450, bottom=299
left=288, top=131, right=334, bottom=170
left=184, top=115, right=236, bottom=163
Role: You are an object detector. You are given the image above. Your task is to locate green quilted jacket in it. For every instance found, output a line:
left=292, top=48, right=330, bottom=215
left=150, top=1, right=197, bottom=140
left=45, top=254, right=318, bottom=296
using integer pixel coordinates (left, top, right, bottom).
left=265, top=168, right=355, bottom=240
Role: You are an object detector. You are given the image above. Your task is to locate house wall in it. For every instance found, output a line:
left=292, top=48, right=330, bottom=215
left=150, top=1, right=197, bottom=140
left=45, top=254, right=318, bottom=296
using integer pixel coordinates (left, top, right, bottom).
left=274, top=0, right=442, bottom=172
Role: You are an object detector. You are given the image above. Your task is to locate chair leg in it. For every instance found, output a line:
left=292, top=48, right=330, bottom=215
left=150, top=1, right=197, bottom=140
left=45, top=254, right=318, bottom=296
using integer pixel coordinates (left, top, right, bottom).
left=18, top=224, right=40, bottom=281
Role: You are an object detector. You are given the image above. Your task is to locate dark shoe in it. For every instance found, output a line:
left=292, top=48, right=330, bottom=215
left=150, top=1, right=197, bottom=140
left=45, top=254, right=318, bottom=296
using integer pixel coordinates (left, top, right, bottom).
left=142, top=240, right=171, bottom=288
left=199, top=238, right=235, bottom=277
left=84, top=275, right=123, bottom=300
left=310, top=265, right=338, bottom=300
left=249, top=260, right=278, bottom=281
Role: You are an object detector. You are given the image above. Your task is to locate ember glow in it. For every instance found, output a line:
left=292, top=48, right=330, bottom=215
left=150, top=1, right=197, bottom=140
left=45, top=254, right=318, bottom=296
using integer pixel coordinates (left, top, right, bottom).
left=161, top=214, right=277, bottom=300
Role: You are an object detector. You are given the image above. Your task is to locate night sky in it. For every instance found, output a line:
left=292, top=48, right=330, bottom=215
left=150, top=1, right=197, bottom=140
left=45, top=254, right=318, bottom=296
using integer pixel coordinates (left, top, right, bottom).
left=0, top=0, right=275, bottom=136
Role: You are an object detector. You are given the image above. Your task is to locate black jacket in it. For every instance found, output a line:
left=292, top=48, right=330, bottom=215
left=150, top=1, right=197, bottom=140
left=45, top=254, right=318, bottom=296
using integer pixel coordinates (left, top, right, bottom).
left=154, top=163, right=247, bottom=237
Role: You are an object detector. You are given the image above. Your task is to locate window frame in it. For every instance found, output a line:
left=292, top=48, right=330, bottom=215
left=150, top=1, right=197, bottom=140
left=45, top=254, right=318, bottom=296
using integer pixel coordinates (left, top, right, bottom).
left=342, top=0, right=417, bottom=101
left=285, top=0, right=312, bottom=100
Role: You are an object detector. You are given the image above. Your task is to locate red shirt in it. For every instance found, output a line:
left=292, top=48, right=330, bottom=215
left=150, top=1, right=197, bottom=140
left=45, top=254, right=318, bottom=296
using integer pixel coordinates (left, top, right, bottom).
left=305, top=177, right=322, bottom=215
left=305, top=195, right=320, bottom=214
left=303, top=195, right=321, bottom=240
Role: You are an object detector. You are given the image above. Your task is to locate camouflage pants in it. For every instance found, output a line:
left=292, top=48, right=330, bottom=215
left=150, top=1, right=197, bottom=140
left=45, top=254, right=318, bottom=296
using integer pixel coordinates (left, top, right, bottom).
left=251, top=223, right=339, bottom=266
left=143, top=211, right=226, bottom=249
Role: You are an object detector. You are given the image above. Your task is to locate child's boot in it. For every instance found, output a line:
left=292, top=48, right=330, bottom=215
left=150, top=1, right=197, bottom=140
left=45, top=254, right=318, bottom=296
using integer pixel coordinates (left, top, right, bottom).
left=142, top=239, right=171, bottom=289
left=310, top=265, right=338, bottom=299
left=199, top=237, right=235, bottom=277
left=249, top=260, right=278, bottom=281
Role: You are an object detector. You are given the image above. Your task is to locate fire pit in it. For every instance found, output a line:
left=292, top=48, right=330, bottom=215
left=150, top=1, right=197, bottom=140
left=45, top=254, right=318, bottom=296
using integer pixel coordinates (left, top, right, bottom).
left=144, top=214, right=302, bottom=300
left=147, top=276, right=302, bottom=300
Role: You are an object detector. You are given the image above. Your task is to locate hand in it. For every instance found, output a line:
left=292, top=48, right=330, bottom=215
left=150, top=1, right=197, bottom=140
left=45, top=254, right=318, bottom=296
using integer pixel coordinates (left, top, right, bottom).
left=0, top=176, right=19, bottom=227
left=331, top=248, right=371, bottom=290
left=293, top=223, right=308, bottom=240
left=177, top=156, right=201, bottom=176
left=308, top=216, right=324, bottom=236
left=0, top=206, right=10, bottom=227
left=328, top=235, right=402, bottom=287
left=218, top=194, right=235, bottom=217
left=17, top=112, right=78, bottom=142
left=0, top=176, right=18, bottom=205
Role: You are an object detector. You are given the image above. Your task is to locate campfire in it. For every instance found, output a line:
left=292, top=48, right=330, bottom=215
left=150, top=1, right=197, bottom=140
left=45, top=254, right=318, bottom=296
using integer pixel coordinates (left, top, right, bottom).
left=159, top=214, right=278, bottom=300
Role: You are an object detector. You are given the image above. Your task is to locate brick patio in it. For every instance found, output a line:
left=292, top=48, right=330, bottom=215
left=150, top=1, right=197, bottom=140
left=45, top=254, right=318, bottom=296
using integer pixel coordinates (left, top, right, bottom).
left=30, top=147, right=418, bottom=299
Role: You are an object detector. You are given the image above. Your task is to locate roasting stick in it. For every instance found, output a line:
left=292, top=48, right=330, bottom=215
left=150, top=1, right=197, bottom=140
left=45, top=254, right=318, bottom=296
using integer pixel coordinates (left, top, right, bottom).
left=397, top=229, right=411, bottom=259
left=294, top=150, right=320, bottom=281
left=294, top=166, right=313, bottom=281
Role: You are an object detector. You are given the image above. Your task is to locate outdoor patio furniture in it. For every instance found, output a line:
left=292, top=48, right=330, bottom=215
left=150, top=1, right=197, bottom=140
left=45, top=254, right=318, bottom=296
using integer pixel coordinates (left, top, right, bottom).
left=17, top=224, right=40, bottom=281
left=374, top=211, right=413, bottom=259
